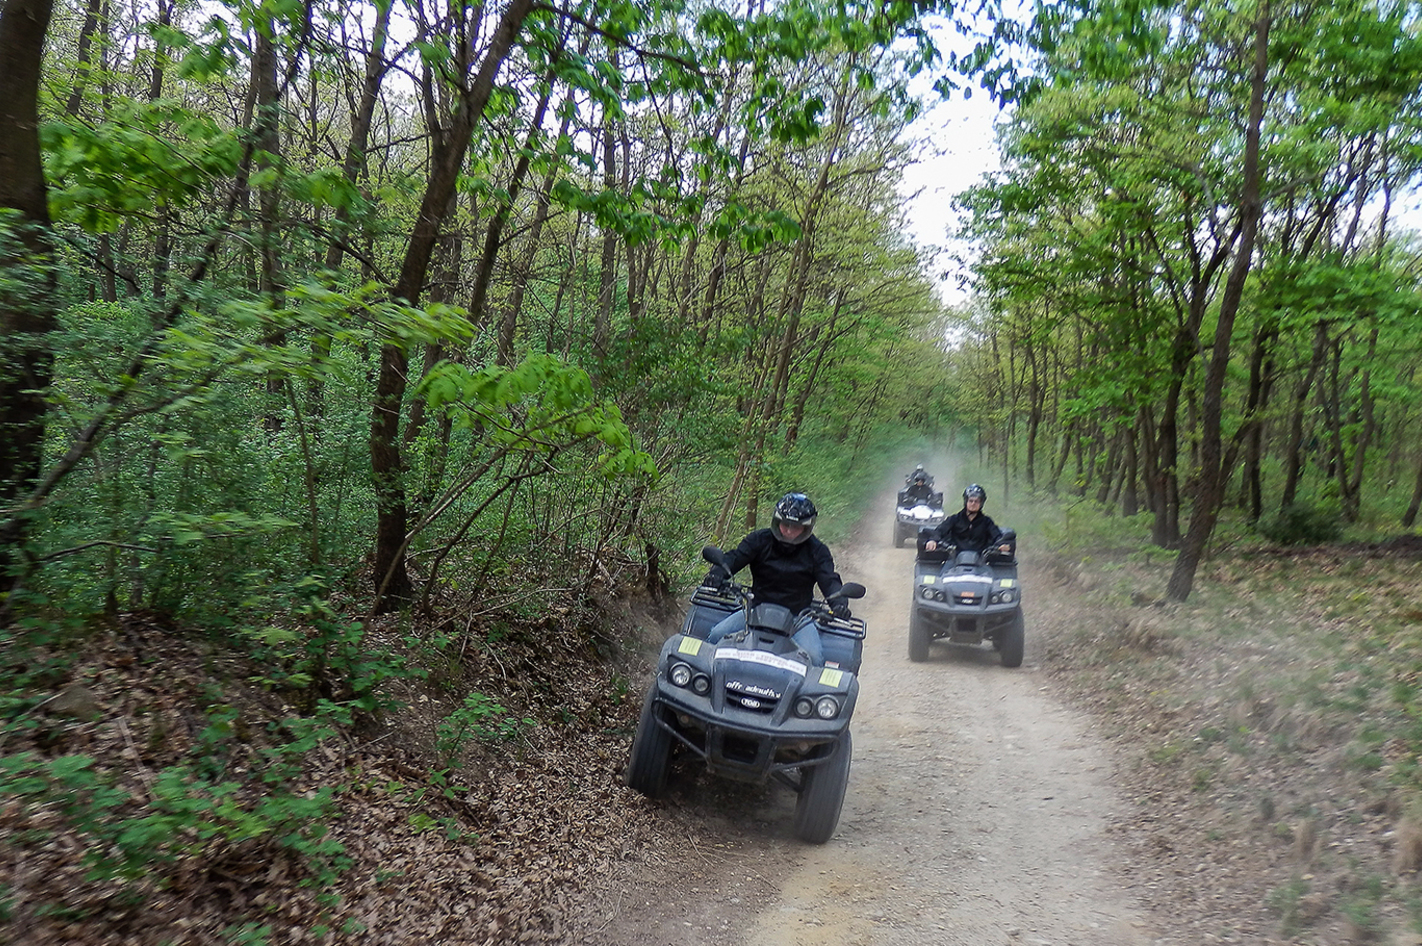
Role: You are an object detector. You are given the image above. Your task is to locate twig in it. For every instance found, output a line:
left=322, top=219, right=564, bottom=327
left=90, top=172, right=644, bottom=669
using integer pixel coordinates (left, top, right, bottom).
left=116, top=718, right=156, bottom=800
left=35, top=540, right=158, bottom=562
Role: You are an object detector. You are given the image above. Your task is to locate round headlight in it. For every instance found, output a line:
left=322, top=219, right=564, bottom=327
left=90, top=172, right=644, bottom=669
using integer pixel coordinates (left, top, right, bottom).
left=999, top=589, right=1015, bottom=603
left=934, top=589, right=947, bottom=602
left=691, top=674, right=711, bottom=695
left=794, top=697, right=815, bottom=718
left=669, top=662, right=693, bottom=687
left=815, top=696, right=840, bottom=720
left=921, top=587, right=935, bottom=599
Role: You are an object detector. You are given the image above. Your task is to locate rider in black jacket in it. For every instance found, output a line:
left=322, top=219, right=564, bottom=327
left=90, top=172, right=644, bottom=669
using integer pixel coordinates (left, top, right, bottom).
left=923, top=484, right=1009, bottom=554
left=901, top=466, right=936, bottom=505
left=703, top=493, right=845, bottom=663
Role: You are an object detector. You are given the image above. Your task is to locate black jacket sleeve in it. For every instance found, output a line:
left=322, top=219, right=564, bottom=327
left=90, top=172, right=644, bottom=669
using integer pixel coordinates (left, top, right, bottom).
left=721, top=531, right=760, bottom=577
left=810, top=537, right=843, bottom=600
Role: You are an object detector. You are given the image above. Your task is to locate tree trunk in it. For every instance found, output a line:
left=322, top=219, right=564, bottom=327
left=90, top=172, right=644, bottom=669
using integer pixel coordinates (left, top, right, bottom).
left=1404, top=445, right=1422, bottom=528
left=254, top=22, right=286, bottom=432
left=369, top=0, right=536, bottom=610
left=1122, top=421, right=1140, bottom=516
left=592, top=52, right=620, bottom=359
left=0, top=0, right=58, bottom=597
left=1167, top=0, right=1270, bottom=602
left=63, top=0, right=102, bottom=116
left=1280, top=319, right=1329, bottom=509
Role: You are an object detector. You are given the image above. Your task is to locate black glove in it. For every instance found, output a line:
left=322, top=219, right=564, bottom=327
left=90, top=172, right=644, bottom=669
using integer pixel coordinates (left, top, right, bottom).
left=703, top=568, right=730, bottom=592
left=831, top=601, right=852, bottom=620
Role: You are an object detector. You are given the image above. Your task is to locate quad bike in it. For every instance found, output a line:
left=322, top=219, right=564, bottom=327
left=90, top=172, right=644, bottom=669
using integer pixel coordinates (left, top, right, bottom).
left=625, top=546, right=867, bottom=844
left=894, top=489, right=945, bottom=548
left=908, top=529, right=1024, bottom=667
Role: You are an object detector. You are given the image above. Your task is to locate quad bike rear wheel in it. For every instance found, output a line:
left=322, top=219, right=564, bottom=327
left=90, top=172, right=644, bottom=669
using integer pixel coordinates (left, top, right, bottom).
left=793, top=731, right=852, bottom=844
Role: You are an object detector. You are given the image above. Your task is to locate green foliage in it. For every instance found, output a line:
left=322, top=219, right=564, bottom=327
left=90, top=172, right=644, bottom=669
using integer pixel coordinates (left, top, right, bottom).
left=246, top=597, right=421, bottom=716
left=43, top=104, right=243, bottom=232
left=1266, top=875, right=1312, bottom=937
left=436, top=693, right=535, bottom=766
left=1257, top=503, right=1343, bottom=546
left=0, top=751, right=344, bottom=885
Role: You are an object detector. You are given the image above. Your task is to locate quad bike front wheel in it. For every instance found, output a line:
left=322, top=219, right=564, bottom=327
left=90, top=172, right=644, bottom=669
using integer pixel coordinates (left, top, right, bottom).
left=625, top=682, right=673, bottom=797
left=999, top=609, right=1025, bottom=668
left=908, top=608, right=930, bottom=662
left=793, top=731, right=852, bottom=844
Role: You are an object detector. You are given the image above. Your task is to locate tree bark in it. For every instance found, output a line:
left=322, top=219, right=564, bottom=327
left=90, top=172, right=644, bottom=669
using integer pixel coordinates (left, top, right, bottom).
left=0, top=0, right=58, bottom=595
left=369, top=0, right=536, bottom=611
left=1167, top=0, right=1270, bottom=602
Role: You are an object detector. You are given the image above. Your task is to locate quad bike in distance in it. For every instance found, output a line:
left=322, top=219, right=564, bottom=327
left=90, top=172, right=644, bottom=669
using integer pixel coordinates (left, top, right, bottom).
left=893, top=488, right=945, bottom=548
left=625, top=546, right=867, bottom=843
left=908, top=529, right=1024, bottom=667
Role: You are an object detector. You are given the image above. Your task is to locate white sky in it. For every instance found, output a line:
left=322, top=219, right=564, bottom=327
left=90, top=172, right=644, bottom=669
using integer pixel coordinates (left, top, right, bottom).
left=897, top=88, right=1006, bottom=304
left=894, top=16, right=1016, bottom=306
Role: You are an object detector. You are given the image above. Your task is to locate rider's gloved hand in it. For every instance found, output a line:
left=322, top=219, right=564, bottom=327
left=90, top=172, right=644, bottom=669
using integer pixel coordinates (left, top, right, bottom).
left=832, top=602, right=852, bottom=620
left=703, top=568, right=730, bottom=592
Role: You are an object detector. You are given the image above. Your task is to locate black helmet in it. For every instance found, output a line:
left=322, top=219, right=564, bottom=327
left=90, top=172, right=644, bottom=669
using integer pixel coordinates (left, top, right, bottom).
left=910, top=464, right=929, bottom=485
left=963, top=483, right=987, bottom=504
left=771, top=492, right=817, bottom=545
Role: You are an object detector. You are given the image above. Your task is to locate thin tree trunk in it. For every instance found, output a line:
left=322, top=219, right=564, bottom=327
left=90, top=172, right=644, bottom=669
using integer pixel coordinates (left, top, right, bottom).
left=370, top=0, right=536, bottom=610
left=1281, top=319, right=1329, bottom=509
left=1168, top=0, right=1270, bottom=601
left=311, top=0, right=392, bottom=418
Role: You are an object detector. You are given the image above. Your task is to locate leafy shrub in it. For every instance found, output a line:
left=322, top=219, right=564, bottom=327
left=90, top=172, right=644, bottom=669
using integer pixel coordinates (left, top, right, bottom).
left=1257, top=502, right=1342, bottom=546
left=0, top=752, right=345, bottom=884
left=436, top=693, right=535, bottom=766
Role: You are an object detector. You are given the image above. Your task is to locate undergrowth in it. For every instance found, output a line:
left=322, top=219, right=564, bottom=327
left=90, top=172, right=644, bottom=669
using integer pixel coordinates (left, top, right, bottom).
left=1035, top=497, right=1422, bottom=942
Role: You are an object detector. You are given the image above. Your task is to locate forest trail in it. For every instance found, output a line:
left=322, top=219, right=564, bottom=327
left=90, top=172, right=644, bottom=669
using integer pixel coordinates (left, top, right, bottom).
left=572, top=488, right=1172, bottom=946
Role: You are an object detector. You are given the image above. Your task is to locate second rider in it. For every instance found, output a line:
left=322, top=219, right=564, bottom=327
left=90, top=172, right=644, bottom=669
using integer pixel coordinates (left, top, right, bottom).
left=702, top=492, right=849, bottom=665
left=922, top=483, right=1012, bottom=556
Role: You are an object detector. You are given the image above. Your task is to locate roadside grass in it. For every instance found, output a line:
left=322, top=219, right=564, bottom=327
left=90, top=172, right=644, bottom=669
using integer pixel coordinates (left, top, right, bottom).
left=1024, top=498, right=1422, bottom=942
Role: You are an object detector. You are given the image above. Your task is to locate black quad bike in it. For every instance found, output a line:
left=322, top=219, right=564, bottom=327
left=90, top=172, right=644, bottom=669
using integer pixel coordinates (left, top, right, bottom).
left=893, top=488, right=945, bottom=547
left=908, top=529, right=1024, bottom=667
left=625, top=547, right=867, bottom=844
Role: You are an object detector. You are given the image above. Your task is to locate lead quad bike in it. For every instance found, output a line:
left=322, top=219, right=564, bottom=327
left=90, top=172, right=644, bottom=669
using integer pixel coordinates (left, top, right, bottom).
left=625, top=546, right=867, bottom=844
left=908, top=529, right=1024, bottom=667
left=893, top=487, right=945, bottom=547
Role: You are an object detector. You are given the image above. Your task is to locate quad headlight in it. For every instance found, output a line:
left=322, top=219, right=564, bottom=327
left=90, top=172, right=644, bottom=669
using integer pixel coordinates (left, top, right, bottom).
left=920, top=587, right=936, bottom=600
left=669, top=662, right=693, bottom=687
left=794, top=695, right=842, bottom=719
left=690, top=673, right=711, bottom=695
left=990, top=589, right=1016, bottom=604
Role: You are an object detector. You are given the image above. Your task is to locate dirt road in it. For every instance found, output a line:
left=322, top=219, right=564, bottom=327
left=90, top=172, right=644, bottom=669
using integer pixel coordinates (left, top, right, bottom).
left=572, top=499, right=1171, bottom=946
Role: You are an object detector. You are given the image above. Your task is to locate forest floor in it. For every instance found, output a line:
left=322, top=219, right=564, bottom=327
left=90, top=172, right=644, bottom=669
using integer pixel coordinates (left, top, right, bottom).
left=567, top=489, right=1422, bottom=946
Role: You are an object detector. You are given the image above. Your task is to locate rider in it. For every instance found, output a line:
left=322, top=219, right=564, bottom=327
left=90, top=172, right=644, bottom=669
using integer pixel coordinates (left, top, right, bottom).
left=702, top=492, right=848, bottom=665
left=923, top=484, right=1011, bottom=555
left=901, top=466, right=936, bottom=505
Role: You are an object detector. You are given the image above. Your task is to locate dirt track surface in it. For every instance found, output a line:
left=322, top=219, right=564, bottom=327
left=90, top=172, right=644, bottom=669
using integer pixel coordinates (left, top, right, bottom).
left=571, top=496, right=1172, bottom=946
